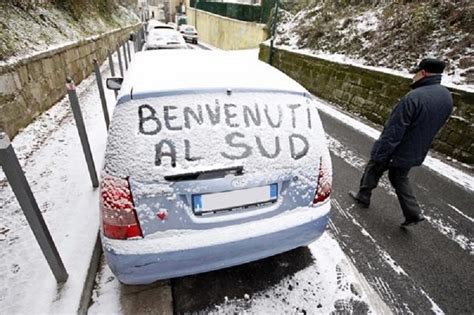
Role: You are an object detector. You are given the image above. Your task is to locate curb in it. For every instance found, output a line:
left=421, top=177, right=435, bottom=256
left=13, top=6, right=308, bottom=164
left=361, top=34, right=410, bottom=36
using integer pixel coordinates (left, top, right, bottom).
left=78, top=231, right=103, bottom=315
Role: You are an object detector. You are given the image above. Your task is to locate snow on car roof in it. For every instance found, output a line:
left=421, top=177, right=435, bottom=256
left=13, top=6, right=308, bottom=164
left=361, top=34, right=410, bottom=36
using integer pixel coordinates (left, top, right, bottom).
left=116, top=50, right=308, bottom=103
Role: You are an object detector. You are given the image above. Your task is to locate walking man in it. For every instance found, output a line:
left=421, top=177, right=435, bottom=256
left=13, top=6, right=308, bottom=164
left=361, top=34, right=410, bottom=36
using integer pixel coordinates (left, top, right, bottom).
left=349, top=58, right=453, bottom=227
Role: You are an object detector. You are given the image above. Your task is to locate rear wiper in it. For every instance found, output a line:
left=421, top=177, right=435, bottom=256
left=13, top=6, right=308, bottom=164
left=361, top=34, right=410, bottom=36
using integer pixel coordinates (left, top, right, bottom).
left=164, top=166, right=244, bottom=182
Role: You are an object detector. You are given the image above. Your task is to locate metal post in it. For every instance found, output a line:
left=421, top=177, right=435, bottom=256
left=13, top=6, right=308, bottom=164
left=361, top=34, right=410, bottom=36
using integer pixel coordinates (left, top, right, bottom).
left=195, top=0, right=199, bottom=28
left=0, top=131, right=68, bottom=283
left=134, top=34, right=138, bottom=53
left=268, top=0, right=280, bottom=66
left=116, top=45, right=124, bottom=77
left=107, top=50, right=118, bottom=99
left=93, top=59, right=110, bottom=129
left=65, top=79, right=99, bottom=188
left=137, top=29, right=142, bottom=52
left=126, top=41, right=132, bottom=62
left=122, top=43, right=128, bottom=70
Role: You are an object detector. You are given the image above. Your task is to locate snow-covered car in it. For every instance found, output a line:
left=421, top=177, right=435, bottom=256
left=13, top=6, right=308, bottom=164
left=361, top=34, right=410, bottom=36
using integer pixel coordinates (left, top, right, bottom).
left=143, top=28, right=188, bottom=50
left=179, top=24, right=198, bottom=44
left=146, top=19, right=174, bottom=34
left=102, top=50, right=332, bottom=285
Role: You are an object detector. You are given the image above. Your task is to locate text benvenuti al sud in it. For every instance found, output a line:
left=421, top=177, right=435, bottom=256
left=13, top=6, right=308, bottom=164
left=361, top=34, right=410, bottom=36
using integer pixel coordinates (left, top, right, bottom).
left=136, top=101, right=316, bottom=167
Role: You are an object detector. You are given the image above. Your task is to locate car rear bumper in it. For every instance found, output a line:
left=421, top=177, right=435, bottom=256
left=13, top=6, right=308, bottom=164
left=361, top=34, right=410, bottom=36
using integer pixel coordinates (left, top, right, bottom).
left=183, top=34, right=198, bottom=40
left=102, top=201, right=330, bottom=285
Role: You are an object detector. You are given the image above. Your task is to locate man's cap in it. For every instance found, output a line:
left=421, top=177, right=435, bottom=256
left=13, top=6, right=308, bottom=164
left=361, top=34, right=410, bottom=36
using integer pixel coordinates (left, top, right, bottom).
left=411, top=58, right=446, bottom=74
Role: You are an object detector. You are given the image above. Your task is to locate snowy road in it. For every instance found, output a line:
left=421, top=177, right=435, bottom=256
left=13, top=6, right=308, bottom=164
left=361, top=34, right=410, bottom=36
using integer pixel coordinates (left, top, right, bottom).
left=318, top=99, right=474, bottom=314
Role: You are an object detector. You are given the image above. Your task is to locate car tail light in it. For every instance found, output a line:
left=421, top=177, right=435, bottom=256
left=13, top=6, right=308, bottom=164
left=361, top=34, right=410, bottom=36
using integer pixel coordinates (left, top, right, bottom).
left=100, top=175, right=143, bottom=240
left=313, top=156, right=332, bottom=205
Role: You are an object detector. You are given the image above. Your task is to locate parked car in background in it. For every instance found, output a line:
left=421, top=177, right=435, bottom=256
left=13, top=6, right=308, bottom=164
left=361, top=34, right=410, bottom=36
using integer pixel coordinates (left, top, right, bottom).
left=146, top=19, right=174, bottom=35
left=179, top=24, right=198, bottom=44
left=143, top=28, right=188, bottom=50
left=103, top=50, right=332, bottom=285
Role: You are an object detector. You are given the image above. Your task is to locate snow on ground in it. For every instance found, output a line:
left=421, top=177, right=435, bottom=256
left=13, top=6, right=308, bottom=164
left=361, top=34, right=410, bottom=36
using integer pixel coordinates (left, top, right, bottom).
left=0, top=47, right=127, bottom=313
left=89, top=231, right=390, bottom=314
left=206, top=232, right=389, bottom=314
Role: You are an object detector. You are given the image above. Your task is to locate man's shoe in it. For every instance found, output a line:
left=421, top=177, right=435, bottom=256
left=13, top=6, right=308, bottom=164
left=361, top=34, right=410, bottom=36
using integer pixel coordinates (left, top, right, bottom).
left=401, top=215, right=425, bottom=227
left=348, top=191, right=369, bottom=208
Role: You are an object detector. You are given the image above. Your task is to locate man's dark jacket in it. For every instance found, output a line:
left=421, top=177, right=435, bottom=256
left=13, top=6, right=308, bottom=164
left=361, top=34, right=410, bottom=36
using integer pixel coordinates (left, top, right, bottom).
left=371, top=75, right=453, bottom=168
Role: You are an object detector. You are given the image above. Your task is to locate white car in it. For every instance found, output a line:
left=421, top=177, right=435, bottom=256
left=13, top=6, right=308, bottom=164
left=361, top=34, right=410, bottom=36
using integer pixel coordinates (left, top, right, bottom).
left=146, top=19, right=174, bottom=35
left=143, top=28, right=188, bottom=50
left=103, top=50, right=332, bottom=284
left=179, top=24, right=198, bottom=44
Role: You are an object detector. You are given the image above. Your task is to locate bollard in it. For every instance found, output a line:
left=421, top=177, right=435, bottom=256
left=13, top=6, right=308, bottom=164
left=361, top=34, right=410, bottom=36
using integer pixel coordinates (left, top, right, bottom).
left=116, top=45, right=124, bottom=77
left=107, top=50, right=118, bottom=99
left=137, top=29, right=142, bottom=51
left=122, top=43, right=128, bottom=70
left=126, top=41, right=131, bottom=62
left=0, top=131, right=69, bottom=283
left=138, top=27, right=144, bottom=51
left=93, top=59, right=110, bottom=129
left=65, top=78, right=99, bottom=188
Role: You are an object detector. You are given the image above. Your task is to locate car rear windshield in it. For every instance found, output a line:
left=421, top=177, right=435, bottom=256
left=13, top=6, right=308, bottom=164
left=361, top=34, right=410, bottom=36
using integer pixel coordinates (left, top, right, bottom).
left=103, top=92, right=326, bottom=182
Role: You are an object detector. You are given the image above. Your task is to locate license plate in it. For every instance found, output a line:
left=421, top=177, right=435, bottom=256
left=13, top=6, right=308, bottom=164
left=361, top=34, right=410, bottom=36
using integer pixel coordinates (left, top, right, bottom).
left=193, top=184, right=278, bottom=213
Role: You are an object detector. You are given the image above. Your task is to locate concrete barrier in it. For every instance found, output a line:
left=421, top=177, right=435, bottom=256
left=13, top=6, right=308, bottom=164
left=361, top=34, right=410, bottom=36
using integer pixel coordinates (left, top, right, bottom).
left=187, top=8, right=268, bottom=50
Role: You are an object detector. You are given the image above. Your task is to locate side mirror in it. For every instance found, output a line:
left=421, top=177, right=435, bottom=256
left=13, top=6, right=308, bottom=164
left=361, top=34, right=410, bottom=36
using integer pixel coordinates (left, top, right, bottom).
left=106, top=77, right=123, bottom=91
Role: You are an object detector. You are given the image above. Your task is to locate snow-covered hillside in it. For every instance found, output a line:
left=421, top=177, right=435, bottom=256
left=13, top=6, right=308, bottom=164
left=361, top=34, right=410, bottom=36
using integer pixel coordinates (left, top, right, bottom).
left=275, top=1, right=473, bottom=89
left=0, top=1, right=139, bottom=63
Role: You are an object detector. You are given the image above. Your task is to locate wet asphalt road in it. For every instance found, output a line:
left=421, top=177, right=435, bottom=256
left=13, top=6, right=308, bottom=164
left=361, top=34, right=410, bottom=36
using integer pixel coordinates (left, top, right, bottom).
left=319, top=99, right=474, bottom=314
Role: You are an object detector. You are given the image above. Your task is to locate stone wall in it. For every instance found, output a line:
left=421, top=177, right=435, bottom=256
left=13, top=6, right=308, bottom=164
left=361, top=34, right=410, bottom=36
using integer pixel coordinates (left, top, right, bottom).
left=187, top=8, right=268, bottom=50
left=259, top=45, right=474, bottom=165
left=0, top=23, right=141, bottom=139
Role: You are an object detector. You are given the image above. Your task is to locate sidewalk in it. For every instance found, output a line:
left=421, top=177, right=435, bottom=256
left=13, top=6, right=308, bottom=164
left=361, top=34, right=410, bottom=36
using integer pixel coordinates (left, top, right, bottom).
left=0, top=50, right=124, bottom=313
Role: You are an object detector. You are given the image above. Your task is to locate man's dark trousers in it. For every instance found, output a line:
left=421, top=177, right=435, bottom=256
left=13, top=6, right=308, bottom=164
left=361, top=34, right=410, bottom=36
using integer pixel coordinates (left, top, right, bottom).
left=356, top=160, right=422, bottom=219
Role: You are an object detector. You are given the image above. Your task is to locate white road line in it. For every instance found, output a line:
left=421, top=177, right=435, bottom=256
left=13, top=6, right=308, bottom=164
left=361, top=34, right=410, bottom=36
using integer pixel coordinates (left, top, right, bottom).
left=332, top=199, right=445, bottom=314
left=448, top=203, right=474, bottom=223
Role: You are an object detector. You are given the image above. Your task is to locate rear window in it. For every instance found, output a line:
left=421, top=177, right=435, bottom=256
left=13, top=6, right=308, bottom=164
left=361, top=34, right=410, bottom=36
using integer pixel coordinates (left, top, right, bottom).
left=153, top=25, right=173, bottom=30
left=104, top=92, right=326, bottom=182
